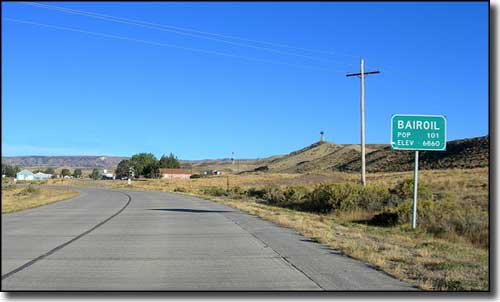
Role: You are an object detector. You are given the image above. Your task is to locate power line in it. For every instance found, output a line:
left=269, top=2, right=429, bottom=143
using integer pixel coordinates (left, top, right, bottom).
left=5, top=18, right=346, bottom=73
left=20, top=2, right=358, bottom=65
left=21, top=2, right=354, bottom=66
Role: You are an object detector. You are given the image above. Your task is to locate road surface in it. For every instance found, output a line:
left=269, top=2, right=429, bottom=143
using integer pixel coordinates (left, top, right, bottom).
left=2, top=187, right=414, bottom=290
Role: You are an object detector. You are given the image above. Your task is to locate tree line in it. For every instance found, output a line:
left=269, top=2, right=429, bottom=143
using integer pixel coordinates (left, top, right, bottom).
left=115, top=153, right=180, bottom=179
left=2, top=152, right=180, bottom=180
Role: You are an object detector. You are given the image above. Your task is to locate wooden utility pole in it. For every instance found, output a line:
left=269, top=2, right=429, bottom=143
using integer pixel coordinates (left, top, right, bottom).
left=346, top=59, right=380, bottom=186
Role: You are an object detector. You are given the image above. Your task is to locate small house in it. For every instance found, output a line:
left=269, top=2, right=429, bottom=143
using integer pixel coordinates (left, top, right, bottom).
left=34, top=172, right=51, bottom=180
left=159, top=168, right=192, bottom=179
left=16, top=170, right=34, bottom=181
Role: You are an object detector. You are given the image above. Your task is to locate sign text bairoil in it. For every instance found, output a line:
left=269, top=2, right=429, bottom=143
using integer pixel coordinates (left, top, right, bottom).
left=391, top=114, right=446, bottom=151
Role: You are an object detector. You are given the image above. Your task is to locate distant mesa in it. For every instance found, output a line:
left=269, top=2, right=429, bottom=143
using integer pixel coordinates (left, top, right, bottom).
left=1, top=155, right=128, bottom=168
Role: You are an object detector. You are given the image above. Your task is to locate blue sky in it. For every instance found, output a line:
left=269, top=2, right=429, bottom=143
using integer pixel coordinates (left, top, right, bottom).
left=2, top=2, right=488, bottom=159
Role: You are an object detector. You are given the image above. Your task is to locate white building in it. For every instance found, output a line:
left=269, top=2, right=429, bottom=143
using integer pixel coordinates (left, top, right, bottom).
left=16, top=170, right=34, bottom=181
left=34, top=172, right=51, bottom=180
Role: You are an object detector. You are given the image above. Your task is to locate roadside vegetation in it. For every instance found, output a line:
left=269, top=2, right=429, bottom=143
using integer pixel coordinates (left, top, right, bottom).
left=45, top=167, right=488, bottom=290
left=1, top=179, right=80, bottom=214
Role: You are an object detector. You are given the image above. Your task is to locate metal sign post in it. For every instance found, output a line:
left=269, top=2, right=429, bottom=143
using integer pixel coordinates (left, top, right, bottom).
left=391, top=114, right=446, bottom=230
left=412, top=151, right=419, bottom=229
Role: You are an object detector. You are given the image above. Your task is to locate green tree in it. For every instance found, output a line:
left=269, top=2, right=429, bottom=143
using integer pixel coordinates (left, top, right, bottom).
left=144, top=161, right=159, bottom=178
left=90, top=168, right=100, bottom=180
left=130, top=153, right=158, bottom=178
left=44, top=167, right=55, bottom=175
left=115, top=160, right=132, bottom=179
left=4, top=165, right=20, bottom=177
left=159, top=153, right=180, bottom=169
left=73, top=168, right=82, bottom=178
left=61, top=168, right=71, bottom=177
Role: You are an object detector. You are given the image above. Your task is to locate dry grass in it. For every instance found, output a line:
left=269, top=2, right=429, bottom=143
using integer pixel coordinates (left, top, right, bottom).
left=51, top=172, right=357, bottom=191
left=2, top=184, right=80, bottom=214
left=367, top=167, right=488, bottom=206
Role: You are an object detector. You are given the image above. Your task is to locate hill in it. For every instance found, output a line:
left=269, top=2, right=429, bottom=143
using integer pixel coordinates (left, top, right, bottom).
left=246, top=141, right=386, bottom=173
left=188, top=136, right=488, bottom=173
left=1, top=156, right=128, bottom=168
left=338, top=135, right=489, bottom=172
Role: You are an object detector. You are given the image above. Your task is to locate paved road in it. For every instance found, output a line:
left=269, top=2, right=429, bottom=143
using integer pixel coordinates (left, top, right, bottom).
left=2, top=187, right=415, bottom=290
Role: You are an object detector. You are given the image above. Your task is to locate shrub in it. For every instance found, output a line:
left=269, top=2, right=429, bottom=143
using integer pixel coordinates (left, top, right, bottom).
left=300, top=183, right=359, bottom=213
left=15, top=185, right=39, bottom=197
left=299, top=184, right=333, bottom=213
left=298, top=183, right=395, bottom=214
left=190, top=174, right=203, bottom=179
left=228, top=186, right=244, bottom=196
left=239, top=182, right=400, bottom=217
left=357, top=184, right=395, bottom=212
left=370, top=212, right=399, bottom=227
left=447, top=203, right=488, bottom=247
left=201, top=186, right=227, bottom=197
left=391, top=178, right=432, bottom=201
left=282, top=186, right=310, bottom=204
left=263, top=186, right=286, bottom=205
left=245, top=187, right=267, bottom=199
left=173, top=187, right=187, bottom=192
left=395, top=199, right=436, bottom=225
left=395, top=198, right=488, bottom=247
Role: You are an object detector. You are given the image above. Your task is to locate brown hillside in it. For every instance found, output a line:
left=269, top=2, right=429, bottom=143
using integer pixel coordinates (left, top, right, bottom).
left=248, top=142, right=385, bottom=173
left=338, top=136, right=489, bottom=172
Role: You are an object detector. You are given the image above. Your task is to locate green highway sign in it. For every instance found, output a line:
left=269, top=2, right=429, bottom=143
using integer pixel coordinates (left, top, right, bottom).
left=391, top=114, right=446, bottom=151
left=391, top=114, right=447, bottom=230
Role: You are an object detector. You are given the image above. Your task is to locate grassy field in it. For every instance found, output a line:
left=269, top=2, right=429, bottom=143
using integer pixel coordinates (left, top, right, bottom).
left=2, top=182, right=80, bottom=214
left=46, top=167, right=488, bottom=290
